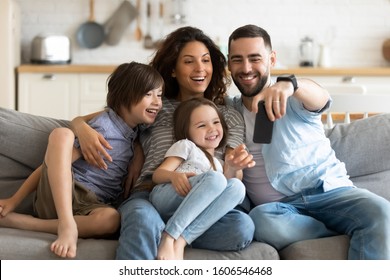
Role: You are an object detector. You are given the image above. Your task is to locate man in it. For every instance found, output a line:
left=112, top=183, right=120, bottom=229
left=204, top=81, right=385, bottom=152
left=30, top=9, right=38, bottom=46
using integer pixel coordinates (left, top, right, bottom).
left=226, top=24, right=390, bottom=259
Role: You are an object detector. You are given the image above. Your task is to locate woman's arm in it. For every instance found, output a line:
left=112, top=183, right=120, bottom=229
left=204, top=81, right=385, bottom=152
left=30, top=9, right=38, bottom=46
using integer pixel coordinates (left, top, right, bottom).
left=219, top=105, right=245, bottom=150
left=123, top=139, right=144, bottom=199
left=70, top=111, right=112, bottom=169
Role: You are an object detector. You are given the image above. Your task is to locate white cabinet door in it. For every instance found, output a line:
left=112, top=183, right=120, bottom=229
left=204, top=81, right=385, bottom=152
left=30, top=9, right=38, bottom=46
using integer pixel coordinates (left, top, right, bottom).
left=18, top=73, right=79, bottom=120
left=293, top=75, right=390, bottom=95
left=79, top=74, right=109, bottom=115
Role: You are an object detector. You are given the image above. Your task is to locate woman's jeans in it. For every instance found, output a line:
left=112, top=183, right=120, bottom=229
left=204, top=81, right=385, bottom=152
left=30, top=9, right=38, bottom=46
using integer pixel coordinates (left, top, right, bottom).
left=249, top=186, right=390, bottom=259
left=149, top=171, right=246, bottom=244
left=116, top=181, right=254, bottom=259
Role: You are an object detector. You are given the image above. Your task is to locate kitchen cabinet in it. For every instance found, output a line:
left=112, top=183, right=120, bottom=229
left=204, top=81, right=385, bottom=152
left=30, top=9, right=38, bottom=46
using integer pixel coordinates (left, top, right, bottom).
left=292, top=75, right=390, bottom=95
left=17, top=65, right=390, bottom=120
left=18, top=73, right=79, bottom=120
left=79, top=74, right=109, bottom=115
left=18, top=70, right=110, bottom=120
left=271, top=67, right=390, bottom=95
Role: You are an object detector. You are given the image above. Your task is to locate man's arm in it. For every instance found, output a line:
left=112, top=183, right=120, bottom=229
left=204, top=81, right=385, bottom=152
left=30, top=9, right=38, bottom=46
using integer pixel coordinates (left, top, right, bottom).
left=251, top=77, right=330, bottom=121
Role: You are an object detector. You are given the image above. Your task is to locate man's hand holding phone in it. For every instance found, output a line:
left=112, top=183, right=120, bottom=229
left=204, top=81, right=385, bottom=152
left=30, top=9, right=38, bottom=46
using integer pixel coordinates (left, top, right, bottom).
left=253, top=101, right=274, bottom=144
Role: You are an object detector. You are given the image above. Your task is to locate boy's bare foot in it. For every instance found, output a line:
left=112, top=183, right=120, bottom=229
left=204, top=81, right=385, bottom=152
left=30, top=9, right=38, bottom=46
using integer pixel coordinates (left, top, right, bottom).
left=51, top=219, right=78, bottom=258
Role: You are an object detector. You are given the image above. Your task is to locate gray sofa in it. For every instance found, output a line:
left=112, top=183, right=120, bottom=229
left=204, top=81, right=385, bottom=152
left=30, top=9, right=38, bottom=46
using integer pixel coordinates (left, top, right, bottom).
left=1, top=107, right=389, bottom=260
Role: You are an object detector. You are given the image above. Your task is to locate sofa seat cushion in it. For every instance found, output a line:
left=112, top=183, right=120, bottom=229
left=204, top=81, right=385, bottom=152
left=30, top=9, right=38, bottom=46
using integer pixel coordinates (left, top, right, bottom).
left=279, top=235, right=349, bottom=260
left=0, top=228, right=117, bottom=260
left=184, top=242, right=280, bottom=260
left=0, top=227, right=279, bottom=260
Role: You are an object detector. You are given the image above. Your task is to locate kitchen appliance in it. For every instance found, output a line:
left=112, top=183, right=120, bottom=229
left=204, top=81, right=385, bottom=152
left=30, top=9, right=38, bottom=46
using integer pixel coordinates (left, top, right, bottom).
left=299, top=36, right=314, bottom=67
left=382, top=38, right=390, bottom=62
left=104, top=0, right=137, bottom=46
left=31, top=34, right=71, bottom=64
left=0, top=0, right=20, bottom=110
left=76, top=0, right=105, bottom=49
left=143, top=1, right=153, bottom=49
left=318, top=44, right=331, bottom=67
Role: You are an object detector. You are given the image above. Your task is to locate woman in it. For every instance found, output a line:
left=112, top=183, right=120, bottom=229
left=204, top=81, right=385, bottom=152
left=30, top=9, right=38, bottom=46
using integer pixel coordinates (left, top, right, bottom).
left=71, top=26, right=255, bottom=260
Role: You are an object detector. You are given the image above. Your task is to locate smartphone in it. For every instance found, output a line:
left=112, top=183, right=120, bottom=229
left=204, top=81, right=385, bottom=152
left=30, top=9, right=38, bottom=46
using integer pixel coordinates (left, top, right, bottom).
left=253, top=101, right=274, bottom=144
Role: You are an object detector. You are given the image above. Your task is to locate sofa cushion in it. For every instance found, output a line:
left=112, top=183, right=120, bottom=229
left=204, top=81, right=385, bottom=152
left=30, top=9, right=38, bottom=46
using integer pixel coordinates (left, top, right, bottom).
left=0, top=228, right=117, bottom=260
left=184, top=242, right=280, bottom=260
left=279, top=235, right=349, bottom=260
left=0, top=108, right=70, bottom=213
left=325, top=114, right=390, bottom=200
left=0, top=227, right=278, bottom=260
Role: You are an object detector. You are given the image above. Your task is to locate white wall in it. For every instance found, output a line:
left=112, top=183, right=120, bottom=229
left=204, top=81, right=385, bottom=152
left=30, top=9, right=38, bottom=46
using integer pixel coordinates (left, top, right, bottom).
left=15, top=0, right=390, bottom=67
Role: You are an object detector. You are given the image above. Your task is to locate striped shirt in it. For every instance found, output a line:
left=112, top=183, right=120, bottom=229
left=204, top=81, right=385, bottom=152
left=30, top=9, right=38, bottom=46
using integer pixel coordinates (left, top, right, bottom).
left=132, top=96, right=245, bottom=193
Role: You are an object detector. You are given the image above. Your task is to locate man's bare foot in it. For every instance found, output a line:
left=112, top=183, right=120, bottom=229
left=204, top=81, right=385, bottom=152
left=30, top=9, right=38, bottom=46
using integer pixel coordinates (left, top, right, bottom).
left=51, top=219, right=78, bottom=258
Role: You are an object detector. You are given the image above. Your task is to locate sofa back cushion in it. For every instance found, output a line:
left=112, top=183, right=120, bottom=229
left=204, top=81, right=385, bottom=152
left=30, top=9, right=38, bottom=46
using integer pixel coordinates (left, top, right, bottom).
left=0, top=107, right=70, bottom=213
left=325, top=113, right=390, bottom=201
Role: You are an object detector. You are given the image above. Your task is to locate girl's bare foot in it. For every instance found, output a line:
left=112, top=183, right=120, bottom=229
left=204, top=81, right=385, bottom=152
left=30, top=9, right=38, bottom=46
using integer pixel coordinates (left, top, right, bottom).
left=157, top=232, right=176, bottom=260
left=173, top=236, right=187, bottom=260
left=51, top=219, right=78, bottom=258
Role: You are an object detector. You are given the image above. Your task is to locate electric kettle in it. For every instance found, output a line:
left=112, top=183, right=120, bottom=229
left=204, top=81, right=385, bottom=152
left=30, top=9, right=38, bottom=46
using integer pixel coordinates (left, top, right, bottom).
left=299, top=36, right=314, bottom=67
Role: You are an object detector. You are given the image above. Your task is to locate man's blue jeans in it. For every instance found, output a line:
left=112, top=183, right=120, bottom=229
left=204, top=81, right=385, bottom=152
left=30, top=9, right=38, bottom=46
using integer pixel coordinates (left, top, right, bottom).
left=249, top=186, right=390, bottom=259
left=116, top=191, right=254, bottom=260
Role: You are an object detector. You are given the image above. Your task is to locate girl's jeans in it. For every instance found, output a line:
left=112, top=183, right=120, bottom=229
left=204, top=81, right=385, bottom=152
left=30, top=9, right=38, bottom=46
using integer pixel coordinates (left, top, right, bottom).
left=150, top=171, right=246, bottom=244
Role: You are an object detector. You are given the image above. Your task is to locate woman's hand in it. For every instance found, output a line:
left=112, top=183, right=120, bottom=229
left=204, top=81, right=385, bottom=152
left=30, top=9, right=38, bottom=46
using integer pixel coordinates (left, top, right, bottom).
left=71, top=114, right=112, bottom=169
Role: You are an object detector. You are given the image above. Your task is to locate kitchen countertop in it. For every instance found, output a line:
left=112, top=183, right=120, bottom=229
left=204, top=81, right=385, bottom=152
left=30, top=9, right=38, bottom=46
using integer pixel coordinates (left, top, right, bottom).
left=17, top=64, right=390, bottom=76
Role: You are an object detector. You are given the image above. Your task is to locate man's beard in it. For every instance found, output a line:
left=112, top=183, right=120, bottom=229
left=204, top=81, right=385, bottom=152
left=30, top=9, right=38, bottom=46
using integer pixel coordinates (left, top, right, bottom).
left=232, top=73, right=269, bottom=98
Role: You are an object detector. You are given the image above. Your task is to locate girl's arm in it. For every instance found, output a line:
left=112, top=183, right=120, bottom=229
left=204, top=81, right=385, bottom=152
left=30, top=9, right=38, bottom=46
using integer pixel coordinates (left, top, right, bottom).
left=224, top=144, right=256, bottom=179
left=0, top=165, right=42, bottom=217
left=152, top=156, right=195, bottom=196
left=70, top=111, right=112, bottom=169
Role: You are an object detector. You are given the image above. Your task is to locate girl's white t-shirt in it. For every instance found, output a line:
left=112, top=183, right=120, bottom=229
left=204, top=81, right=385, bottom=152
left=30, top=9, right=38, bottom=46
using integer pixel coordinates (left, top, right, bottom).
left=165, top=139, right=223, bottom=174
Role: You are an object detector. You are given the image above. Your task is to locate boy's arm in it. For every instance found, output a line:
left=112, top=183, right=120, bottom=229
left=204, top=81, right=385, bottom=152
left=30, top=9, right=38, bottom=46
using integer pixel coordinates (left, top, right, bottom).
left=0, top=165, right=42, bottom=217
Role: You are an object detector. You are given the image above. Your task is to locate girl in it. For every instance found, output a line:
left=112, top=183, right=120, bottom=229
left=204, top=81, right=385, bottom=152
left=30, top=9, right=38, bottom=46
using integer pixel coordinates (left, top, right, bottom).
left=150, top=98, right=249, bottom=260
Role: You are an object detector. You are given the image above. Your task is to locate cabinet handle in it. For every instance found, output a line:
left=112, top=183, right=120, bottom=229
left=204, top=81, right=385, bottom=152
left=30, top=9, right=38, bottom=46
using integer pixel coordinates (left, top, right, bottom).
left=342, top=76, right=356, bottom=83
left=42, top=74, right=56, bottom=81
